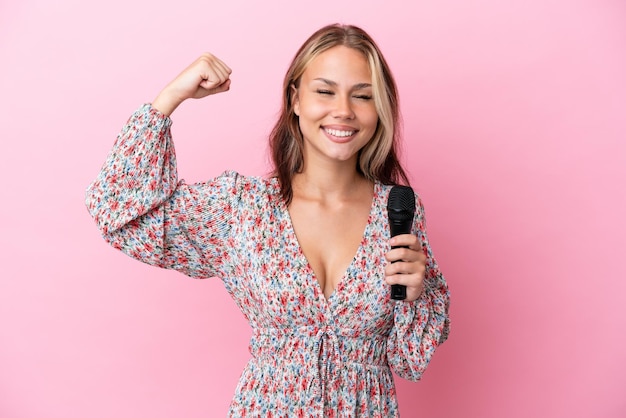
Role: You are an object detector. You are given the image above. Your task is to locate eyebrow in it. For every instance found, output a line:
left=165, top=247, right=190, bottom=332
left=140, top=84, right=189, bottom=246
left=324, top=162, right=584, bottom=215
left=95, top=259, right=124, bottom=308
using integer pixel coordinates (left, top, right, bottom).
left=313, top=78, right=372, bottom=90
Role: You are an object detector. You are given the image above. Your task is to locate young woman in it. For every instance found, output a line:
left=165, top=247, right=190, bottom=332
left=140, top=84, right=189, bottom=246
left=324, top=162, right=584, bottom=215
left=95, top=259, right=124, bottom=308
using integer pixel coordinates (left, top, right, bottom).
left=86, top=23, right=450, bottom=417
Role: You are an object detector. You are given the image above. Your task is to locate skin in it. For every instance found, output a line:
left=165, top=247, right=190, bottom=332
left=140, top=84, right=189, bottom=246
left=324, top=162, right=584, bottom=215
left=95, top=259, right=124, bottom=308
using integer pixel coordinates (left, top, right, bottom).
left=151, top=47, right=426, bottom=302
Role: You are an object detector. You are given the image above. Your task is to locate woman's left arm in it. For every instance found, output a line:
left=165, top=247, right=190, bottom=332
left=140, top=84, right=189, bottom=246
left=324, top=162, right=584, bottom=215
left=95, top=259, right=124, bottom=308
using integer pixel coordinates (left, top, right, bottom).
left=384, top=194, right=451, bottom=381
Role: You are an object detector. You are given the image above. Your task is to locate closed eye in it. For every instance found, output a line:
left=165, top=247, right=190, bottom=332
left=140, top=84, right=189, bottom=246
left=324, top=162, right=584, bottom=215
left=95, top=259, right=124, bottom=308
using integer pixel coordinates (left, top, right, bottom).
left=353, top=94, right=372, bottom=100
left=316, top=89, right=334, bottom=95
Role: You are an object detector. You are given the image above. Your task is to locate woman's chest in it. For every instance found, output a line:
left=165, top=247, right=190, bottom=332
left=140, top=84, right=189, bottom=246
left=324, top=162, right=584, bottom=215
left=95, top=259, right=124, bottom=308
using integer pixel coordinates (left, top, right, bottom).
left=227, top=203, right=395, bottom=334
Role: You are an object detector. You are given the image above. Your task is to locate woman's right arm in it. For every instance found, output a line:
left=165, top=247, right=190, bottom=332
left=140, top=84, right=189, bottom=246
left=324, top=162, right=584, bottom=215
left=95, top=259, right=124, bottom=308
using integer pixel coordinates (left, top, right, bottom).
left=85, top=54, right=236, bottom=279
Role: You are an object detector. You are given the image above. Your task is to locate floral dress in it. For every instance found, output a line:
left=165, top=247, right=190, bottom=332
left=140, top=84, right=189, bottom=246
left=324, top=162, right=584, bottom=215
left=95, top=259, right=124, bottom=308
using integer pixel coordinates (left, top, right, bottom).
left=85, top=104, right=450, bottom=417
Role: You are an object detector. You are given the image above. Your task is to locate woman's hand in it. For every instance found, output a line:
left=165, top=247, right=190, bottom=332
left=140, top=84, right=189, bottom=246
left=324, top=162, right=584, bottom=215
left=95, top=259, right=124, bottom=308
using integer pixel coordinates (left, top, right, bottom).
left=152, top=53, right=232, bottom=116
left=385, top=234, right=427, bottom=302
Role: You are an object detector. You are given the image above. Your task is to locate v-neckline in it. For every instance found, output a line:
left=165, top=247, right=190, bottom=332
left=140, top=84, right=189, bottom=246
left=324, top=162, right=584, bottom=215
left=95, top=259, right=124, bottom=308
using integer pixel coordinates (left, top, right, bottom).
left=280, top=182, right=380, bottom=307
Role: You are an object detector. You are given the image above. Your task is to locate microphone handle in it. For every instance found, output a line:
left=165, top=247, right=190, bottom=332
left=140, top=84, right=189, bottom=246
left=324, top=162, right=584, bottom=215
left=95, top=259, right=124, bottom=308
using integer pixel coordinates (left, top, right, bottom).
left=389, top=219, right=412, bottom=300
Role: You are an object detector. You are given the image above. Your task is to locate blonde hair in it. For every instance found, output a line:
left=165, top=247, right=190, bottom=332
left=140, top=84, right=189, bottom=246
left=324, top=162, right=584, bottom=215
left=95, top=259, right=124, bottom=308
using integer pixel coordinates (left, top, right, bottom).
left=270, top=23, right=409, bottom=203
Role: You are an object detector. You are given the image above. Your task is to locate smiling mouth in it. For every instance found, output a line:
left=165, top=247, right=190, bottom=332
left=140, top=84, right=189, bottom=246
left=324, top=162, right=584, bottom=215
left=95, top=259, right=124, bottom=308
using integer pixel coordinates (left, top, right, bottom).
left=324, top=127, right=356, bottom=138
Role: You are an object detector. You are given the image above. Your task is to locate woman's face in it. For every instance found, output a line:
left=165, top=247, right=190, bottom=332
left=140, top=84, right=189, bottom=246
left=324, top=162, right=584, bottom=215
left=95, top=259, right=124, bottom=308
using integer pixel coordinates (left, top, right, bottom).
left=293, top=45, right=378, bottom=168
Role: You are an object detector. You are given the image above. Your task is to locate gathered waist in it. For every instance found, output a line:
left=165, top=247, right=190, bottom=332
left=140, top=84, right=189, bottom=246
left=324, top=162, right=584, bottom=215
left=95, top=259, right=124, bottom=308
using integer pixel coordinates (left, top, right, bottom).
left=237, top=326, right=395, bottom=407
left=249, top=325, right=389, bottom=369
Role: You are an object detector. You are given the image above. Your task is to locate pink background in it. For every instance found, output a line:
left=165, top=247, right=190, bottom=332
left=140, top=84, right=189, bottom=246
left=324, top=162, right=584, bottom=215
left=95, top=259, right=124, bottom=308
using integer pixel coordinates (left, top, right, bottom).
left=1, top=0, right=625, bottom=417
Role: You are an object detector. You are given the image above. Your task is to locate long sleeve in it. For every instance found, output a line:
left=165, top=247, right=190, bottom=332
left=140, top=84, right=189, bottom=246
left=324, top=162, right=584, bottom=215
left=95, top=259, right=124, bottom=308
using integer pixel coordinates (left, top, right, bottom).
left=85, top=104, right=239, bottom=279
left=386, top=194, right=451, bottom=381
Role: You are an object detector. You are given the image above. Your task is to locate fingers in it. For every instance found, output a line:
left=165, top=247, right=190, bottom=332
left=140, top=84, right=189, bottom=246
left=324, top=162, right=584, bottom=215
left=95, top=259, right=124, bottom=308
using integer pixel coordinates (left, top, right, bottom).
left=388, top=234, right=419, bottom=250
left=194, top=53, right=232, bottom=97
left=207, top=78, right=231, bottom=94
left=386, top=235, right=426, bottom=264
left=385, top=273, right=422, bottom=286
left=385, top=257, right=425, bottom=276
left=384, top=266, right=426, bottom=302
left=200, top=52, right=231, bottom=73
left=198, top=53, right=232, bottom=84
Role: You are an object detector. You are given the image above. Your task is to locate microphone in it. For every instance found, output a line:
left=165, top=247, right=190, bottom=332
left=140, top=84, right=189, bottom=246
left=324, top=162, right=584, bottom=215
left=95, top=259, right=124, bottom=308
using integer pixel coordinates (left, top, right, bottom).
left=387, top=185, right=416, bottom=301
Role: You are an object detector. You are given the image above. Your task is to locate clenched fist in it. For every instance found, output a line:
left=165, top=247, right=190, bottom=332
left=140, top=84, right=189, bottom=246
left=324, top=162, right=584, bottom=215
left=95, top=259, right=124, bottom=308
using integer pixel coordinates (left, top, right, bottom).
left=152, top=53, right=232, bottom=116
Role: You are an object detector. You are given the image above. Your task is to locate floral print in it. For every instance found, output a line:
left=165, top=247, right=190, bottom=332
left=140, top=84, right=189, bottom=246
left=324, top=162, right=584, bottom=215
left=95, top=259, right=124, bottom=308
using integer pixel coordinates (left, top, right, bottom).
left=85, top=104, right=450, bottom=417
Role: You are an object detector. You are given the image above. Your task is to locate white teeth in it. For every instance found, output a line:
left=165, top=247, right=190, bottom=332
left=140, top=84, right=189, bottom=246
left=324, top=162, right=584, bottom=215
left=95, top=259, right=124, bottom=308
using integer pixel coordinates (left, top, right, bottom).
left=325, top=128, right=355, bottom=137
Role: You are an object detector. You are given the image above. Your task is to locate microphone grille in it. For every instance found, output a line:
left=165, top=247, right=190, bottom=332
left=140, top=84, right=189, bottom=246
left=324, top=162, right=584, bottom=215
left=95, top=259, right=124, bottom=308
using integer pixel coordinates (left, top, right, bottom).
left=387, top=185, right=416, bottom=213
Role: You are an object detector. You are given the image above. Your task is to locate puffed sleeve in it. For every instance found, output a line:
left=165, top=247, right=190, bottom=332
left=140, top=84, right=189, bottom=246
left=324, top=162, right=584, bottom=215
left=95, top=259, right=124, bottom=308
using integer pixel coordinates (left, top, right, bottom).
left=386, top=194, right=450, bottom=381
left=85, top=104, right=239, bottom=279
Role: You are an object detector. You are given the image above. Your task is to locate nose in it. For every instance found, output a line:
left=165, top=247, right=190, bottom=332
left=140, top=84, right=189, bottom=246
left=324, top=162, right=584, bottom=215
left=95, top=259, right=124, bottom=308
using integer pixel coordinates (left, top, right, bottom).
left=332, top=94, right=355, bottom=119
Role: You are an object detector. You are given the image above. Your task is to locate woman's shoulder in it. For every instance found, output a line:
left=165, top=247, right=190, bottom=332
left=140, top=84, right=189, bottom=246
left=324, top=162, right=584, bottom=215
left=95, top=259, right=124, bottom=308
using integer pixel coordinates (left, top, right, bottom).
left=193, top=170, right=281, bottom=202
left=228, top=170, right=278, bottom=191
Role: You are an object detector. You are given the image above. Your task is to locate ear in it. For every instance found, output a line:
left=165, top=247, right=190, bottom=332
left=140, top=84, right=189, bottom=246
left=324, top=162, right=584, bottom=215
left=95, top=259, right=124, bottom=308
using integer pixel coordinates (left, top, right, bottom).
left=290, top=84, right=300, bottom=116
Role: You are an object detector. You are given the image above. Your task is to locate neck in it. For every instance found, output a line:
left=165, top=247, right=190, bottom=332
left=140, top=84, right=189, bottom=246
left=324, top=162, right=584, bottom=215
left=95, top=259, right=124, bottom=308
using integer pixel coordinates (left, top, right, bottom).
left=292, top=157, right=371, bottom=203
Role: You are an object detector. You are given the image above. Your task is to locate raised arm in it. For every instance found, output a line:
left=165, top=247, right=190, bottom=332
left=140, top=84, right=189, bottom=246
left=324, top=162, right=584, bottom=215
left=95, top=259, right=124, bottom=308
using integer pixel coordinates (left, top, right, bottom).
left=85, top=54, right=238, bottom=279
